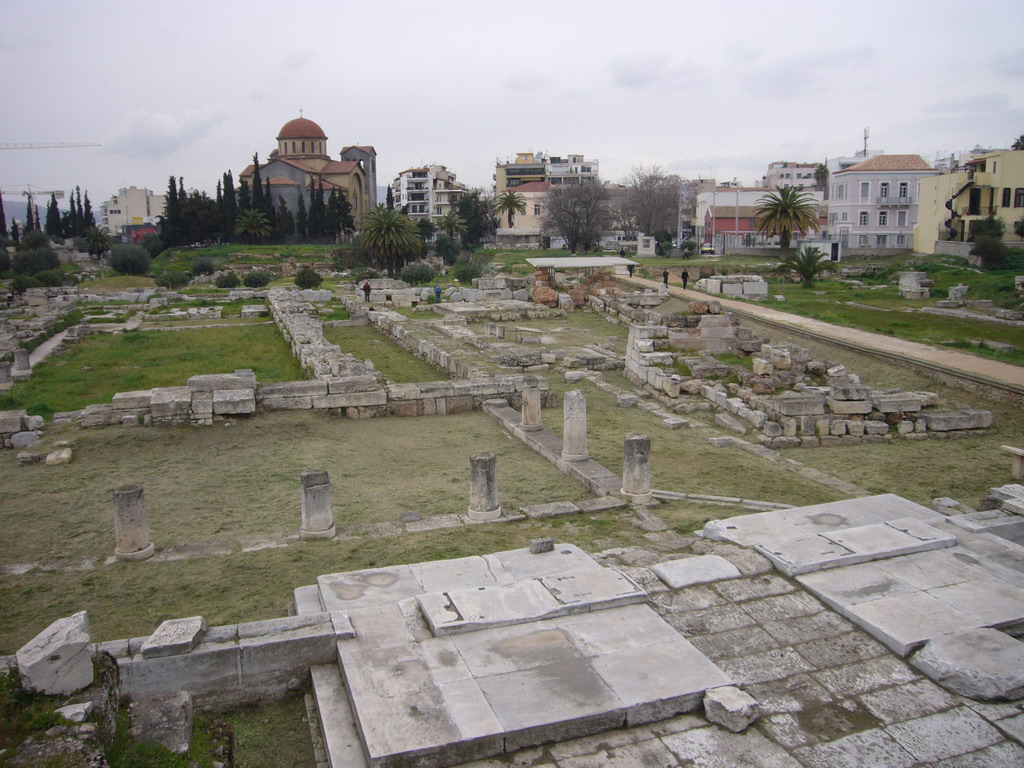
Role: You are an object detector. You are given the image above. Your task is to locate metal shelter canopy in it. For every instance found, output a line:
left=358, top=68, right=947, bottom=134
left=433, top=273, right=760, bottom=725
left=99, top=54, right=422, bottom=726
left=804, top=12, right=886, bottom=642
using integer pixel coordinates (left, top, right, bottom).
left=526, top=256, right=637, bottom=268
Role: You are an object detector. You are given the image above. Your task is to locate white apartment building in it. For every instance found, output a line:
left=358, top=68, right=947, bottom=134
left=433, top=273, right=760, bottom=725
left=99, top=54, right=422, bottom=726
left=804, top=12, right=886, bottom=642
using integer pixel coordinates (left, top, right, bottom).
left=100, top=186, right=165, bottom=239
left=764, top=161, right=819, bottom=189
left=391, top=165, right=467, bottom=221
left=494, top=152, right=599, bottom=193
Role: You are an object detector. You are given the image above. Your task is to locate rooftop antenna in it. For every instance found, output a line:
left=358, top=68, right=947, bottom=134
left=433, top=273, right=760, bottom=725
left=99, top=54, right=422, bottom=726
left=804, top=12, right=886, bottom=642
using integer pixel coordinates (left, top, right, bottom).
left=299, top=108, right=303, bottom=117
left=860, top=127, right=870, bottom=157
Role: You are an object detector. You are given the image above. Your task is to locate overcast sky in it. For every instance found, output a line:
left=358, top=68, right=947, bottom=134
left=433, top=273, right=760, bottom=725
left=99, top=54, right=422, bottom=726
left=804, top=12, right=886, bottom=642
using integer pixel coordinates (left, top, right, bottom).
left=2, top=0, right=1022, bottom=208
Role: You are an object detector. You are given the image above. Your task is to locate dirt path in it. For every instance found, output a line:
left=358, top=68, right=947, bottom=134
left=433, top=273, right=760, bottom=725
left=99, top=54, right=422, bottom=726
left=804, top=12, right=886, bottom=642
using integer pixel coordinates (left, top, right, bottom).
left=625, top=276, right=1024, bottom=392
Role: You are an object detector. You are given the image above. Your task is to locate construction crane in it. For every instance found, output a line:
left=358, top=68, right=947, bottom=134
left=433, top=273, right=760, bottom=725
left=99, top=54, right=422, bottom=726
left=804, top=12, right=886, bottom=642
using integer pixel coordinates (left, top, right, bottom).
left=0, top=142, right=101, bottom=150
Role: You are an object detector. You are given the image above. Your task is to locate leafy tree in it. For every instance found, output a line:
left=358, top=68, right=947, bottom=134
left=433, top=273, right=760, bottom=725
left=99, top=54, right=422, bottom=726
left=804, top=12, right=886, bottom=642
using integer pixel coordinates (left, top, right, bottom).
left=359, top=205, right=422, bottom=278
left=436, top=212, right=466, bottom=241
left=294, top=267, right=323, bottom=289
left=776, top=246, right=832, bottom=285
left=0, top=250, right=9, bottom=272
left=616, top=165, right=680, bottom=238
left=215, top=271, right=240, bottom=288
left=45, top=194, right=61, bottom=235
left=13, top=247, right=59, bottom=275
left=234, top=208, right=271, bottom=244
left=243, top=270, right=272, bottom=288
left=401, top=263, right=434, bottom=284
left=451, top=260, right=482, bottom=282
left=1015, top=218, right=1024, bottom=242
left=386, top=186, right=395, bottom=210
left=11, top=273, right=40, bottom=293
left=275, top=196, right=295, bottom=242
left=754, top=185, right=820, bottom=250
left=179, top=188, right=220, bottom=244
left=140, top=233, right=164, bottom=258
left=457, top=191, right=496, bottom=247
left=1012, top=135, right=1024, bottom=151
left=494, top=190, right=526, bottom=228
left=0, top=188, right=7, bottom=238
left=33, top=268, right=66, bottom=287
left=83, top=226, right=113, bottom=261
left=108, top=244, right=151, bottom=275
left=416, top=218, right=436, bottom=242
left=192, top=255, right=215, bottom=275
left=970, top=236, right=1010, bottom=269
left=19, top=230, right=50, bottom=250
left=156, top=271, right=190, bottom=289
left=435, top=234, right=459, bottom=265
left=968, top=214, right=1005, bottom=240
left=541, top=183, right=610, bottom=253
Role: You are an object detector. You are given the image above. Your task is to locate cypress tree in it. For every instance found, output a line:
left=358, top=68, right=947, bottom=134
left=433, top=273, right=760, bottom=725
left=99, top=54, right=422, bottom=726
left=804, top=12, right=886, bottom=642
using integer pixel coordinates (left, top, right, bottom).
left=238, top=178, right=252, bottom=211
left=250, top=154, right=264, bottom=214
left=275, top=195, right=294, bottom=242
left=222, top=171, right=237, bottom=241
left=336, top=190, right=354, bottom=234
left=45, top=193, right=61, bottom=235
left=83, top=192, right=95, bottom=229
left=24, top=197, right=35, bottom=232
left=264, top=179, right=273, bottom=217
left=161, top=175, right=181, bottom=246
left=326, top=188, right=340, bottom=240
left=308, top=179, right=325, bottom=241
left=296, top=193, right=308, bottom=241
left=75, top=187, right=84, bottom=236
left=386, top=186, right=395, bottom=210
left=11, top=220, right=20, bottom=242
left=0, top=188, right=7, bottom=238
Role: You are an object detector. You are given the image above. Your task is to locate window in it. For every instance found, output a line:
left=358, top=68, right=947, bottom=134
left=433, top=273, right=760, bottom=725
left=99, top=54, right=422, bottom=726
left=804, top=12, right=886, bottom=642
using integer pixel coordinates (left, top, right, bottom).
left=858, top=235, right=868, bottom=246
left=860, top=182, right=870, bottom=201
left=1003, top=188, right=1012, bottom=207
left=841, top=212, right=848, bottom=221
left=898, top=182, right=908, bottom=198
left=878, top=211, right=888, bottom=226
left=534, top=204, right=541, bottom=216
left=879, top=182, right=890, bottom=199
left=859, top=211, right=868, bottom=226
left=877, top=235, right=888, bottom=247
left=829, top=213, right=837, bottom=225
left=1015, top=188, right=1024, bottom=207
left=896, top=235, right=906, bottom=246
left=292, top=142, right=296, bottom=153
left=897, top=211, right=907, bottom=227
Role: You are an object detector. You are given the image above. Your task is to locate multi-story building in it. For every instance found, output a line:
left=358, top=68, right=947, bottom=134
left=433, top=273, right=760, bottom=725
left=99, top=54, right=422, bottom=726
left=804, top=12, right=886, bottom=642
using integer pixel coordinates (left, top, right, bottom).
left=391, top=165, right=466, bottom=221
left=494, top=152, right=598, bottom=193
left=495, top=181, right=549, bottom=248
left=694, top=184, right=825, bottom=247
left=100, top=186, right=165, bottom=242
left=915, top=149, right=1024, bottom=254
left=828, top=155, right=936, bottom=248
left=764, top=162, right=819, bottom=189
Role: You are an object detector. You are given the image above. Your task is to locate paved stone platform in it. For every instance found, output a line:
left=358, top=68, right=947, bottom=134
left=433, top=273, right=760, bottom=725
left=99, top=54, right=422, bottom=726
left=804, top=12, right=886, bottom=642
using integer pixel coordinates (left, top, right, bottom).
left=301, top=545, right=733, bottom=768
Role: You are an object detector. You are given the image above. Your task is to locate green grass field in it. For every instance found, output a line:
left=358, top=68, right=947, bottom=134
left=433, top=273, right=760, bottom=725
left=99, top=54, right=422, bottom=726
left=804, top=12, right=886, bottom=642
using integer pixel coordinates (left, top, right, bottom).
left=323, top=325, right=448, bottom=382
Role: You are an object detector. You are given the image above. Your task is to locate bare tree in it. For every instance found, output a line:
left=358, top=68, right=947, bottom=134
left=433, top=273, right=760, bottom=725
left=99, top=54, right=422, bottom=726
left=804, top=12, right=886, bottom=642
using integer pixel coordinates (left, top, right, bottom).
left=542, top=183, right=610, bottom=253
left=616, top=165, right=682, bottom=237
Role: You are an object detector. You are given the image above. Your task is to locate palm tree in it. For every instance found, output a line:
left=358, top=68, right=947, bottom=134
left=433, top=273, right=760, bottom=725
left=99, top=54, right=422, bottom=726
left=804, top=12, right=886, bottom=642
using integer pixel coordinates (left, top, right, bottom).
left=494, top=190, right=526, bottom=228
left=436, top=212, right=466, bottom=240
left=777, top=246, right=832, bottom=285
left=813, top=163, right=830, bottom=198
left=754, top=185, right=821, bottom=250
left=1012, top=135, right=1024, bottom=151
left=234, top=208, right=271, bottom=244
left=359, top=205, right=421, bottom=278
left=83, top=226, right=112, bottom=262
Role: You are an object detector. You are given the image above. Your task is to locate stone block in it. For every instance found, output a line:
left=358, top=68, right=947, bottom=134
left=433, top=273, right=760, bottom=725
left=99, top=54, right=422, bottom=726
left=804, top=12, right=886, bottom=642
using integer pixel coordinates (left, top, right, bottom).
left=0, top=409, right=28, bottom=433
left=150, top=387, right=192, bottom=420
left=130, top=691, right=193, bottom=755
left=16, top=611, right=93, bottom=695
left=827, top=397, right=872, bottom=415
left=617, top=394, right=639, bottom=407
left=652, top=556, right=742, bottom=589
left=45, top=448, right=73, bottom=465
left=257, top=380, right=328, bottom=398
left=10, top=431, right=40, bottom=448
left=703, top=686, right=760, bottom=732
left=140, top=617, right=208, bottom=659
left=864, top=420, right=889, bottom=435
left=911, top=628, right=1024, bottom=700
left=775, top=394, right=825, bottom=416
left=313, top=390, right=387, bottom=409
left=873, top=394, right=922, bottom=413
left=530, top=538, right=555, bottom=554
left=212, top=389, right=255, bottom=415
left=922, top=410, right=992, bottom=431
left=112, top=390, right=153, bottom=410
left=326, top=374, right=381, bottom=394
left=260, top=395, right=313, bottom=410
left=187, top=372, right=255, bottom=392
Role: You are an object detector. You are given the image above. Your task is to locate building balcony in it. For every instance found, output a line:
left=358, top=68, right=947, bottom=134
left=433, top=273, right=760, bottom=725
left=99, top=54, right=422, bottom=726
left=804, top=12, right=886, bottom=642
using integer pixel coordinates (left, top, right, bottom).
left=877, top=196, right=913, bottom=206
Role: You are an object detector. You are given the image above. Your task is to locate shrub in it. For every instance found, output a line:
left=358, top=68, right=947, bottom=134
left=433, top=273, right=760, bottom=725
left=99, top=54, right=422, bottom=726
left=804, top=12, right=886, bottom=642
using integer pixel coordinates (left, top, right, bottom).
left=156, top=271, right=191, bottom=289
left=12, top=247, right=59, bottom=275
left=33, top=269, right=66, bottom=287
left=192, top=255, right=215, bottom=275
left=295, top=267, right=323, bottom=289
left=243, top=271, right=272, bottom=288
left=968, top=214, right=1005, bottom=240
left=353, top=268, right=380, bottom=282
left=450, top=261, right=482, bottom=283
left=0, top=251, right=11, bottom=273
left=214, top=271, right=240, bottom=288
left=140, top=233, right=165, bottom=258
left=401, top=263, right=435, bottom=285
left=434, top=235, right=460, bottom=265
left=108, top=245, right=151, bottom=275
left=971, top=236, right=1010, bottom=270
left=10, top=274, right=40, bottom=293
left=17, top=230, right=50, bottom=250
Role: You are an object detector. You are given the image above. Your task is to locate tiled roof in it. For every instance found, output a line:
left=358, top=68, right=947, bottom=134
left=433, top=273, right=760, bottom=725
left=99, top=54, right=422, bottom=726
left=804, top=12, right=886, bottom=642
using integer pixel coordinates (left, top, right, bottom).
left=708, top=206, right=761, bottom=217
left=342, top=145, right=375, bottom=154
left=277, top=117, right=327, bottom=140
left=321, top=160, right=360, bottom=174
left=837, top=154, right=933, bottom=173
left=513, top=181, right=551, bottom=193
left=266, top=177, right=300, bottom=186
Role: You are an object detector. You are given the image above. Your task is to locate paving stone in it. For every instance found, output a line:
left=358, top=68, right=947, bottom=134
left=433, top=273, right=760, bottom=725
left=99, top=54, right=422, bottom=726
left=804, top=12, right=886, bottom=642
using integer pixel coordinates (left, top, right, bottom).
left=651, top=585, right=726, bottom=612
left=792, top=632, right=888, bottom=668
left=646, top=713, right=706, bottom=737
left=557, top=738, right=677, bottom=767
left=689, top=540, right=774, bottom=576
left=928, top=577, right=1024, bottom=627
left=546, top=723, right=655, bottom=759
left=739, top=592, right=824, bottom=623
left=660, top=604, right=756, bottom=637
left=744, top=673, right=835, bottom=715
left=661, top=725, right=803, bottom=767
left=797, top=562, right=919, bottom=611
left=760, top=612, right=855, bottom=645
left=844, top=590, right=983, bottom=656
left=859, top=678, right=960, bottom=724
left=711, top=574, right=796, bottom=603
left=140, top=616, right=208, bottom=659
left=993, top=712, right=1024, bottom=742
left=793, top=728, right=916, bottom=768
left=910, top=628, right=1024, bottom=700
left=520, top=501, right=581, bottom=519
left=690, top=626, right=780, bottom=661
left=933, top=742, right=1024, bottom=767
left=651, top=555, right=741, bottom=589
left=813, top=656, right=919, bottom=697
left=758, top=712, right=818, bottom=749
left=885, top=708, right=1003, bottom=763
left=575, top=497, right=628, bottom=513
left=717, top=647, right=816, bottom=685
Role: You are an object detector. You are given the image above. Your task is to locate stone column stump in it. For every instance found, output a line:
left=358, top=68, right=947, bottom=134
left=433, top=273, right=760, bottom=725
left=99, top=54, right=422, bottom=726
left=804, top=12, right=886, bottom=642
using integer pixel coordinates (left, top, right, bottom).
left=112, top=484, right=155, bottom=561
left=520, top=382, right=543, bottom=432
left=561, top=390, right=590, bottom=461
left=300, top=470, right=336, bottom=540
left=620, top=433, right=653, bottom=504
left=12, top=348, right=30, bottom=372
left=468, top=453, right=501, bottom=521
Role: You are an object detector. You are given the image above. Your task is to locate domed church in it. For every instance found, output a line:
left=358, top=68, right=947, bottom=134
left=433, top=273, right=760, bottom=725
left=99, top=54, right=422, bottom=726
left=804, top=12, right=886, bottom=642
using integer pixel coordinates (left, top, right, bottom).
left=239, top=115, right=377, bottom=222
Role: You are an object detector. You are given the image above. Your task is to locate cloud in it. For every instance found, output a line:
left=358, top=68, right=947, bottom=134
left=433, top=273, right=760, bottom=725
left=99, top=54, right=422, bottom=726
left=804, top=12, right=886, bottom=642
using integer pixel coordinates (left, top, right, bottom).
left=924, top=92, right=1010, bottom=116
left=739, top=46, right=875, bottom=99
left=992, top=48, right=1024, bottom=78
left=282, top=50, right=314, bottom=71
left=106, top=107, right=225, bottom=160
left=607, top=55, right=699, bottom=91
left=503, top=68, right=551, bottom=92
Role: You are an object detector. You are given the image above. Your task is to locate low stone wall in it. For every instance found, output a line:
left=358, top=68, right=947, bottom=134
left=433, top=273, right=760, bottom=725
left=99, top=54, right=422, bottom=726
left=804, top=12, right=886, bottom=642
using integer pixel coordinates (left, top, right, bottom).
left=0, top=409, right=45, bottom=450
left=371, top=311, right=489, bottom=380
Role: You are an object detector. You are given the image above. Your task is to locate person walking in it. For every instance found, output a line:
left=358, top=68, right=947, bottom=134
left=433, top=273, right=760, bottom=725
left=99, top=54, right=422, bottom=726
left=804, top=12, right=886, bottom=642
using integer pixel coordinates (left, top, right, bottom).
left=362, top=281, right=372, bottom=302
left=627, top=263, right=635, bottom=278
left=662, top=270, right=669, bottom=286
left=681, top=269, right=689, bottom=290
left=618, top=247, right=626, bottom=258
left=434, top=284, right=442, bottom=304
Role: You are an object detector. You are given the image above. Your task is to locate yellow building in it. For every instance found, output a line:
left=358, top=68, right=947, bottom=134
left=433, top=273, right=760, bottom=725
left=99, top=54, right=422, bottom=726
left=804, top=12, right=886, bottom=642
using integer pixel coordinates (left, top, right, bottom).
left=494, top=152, right=598, bottom=193
left=915, top=150, right=1024, bottom=254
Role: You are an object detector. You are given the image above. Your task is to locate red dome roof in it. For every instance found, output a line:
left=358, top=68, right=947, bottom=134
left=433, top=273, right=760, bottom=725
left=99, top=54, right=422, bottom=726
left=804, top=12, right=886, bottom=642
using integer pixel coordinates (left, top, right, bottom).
left=277, top=117, right=327, bottom=140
